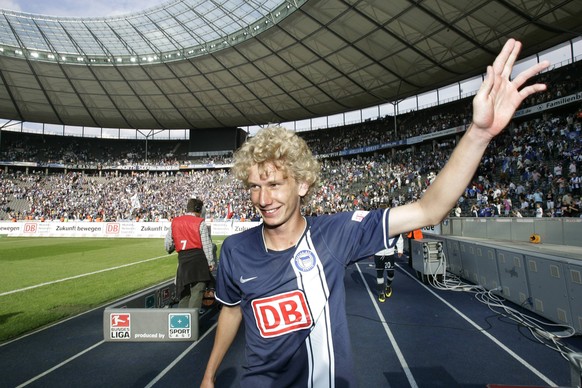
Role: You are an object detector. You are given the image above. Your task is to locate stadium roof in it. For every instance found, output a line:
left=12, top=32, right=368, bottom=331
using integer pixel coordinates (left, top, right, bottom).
left=0, top=0, right=581, bottom=131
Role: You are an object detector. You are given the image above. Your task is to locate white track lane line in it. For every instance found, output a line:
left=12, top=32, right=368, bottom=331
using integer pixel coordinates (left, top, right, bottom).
left=16, top=341, right=105, bottom=387
left=396, top=263, right=557, bottom=387
left=355, top=263, right=419, bottom=388
left=144, top=321, right=218, bottom=387
left=14, top=309, right=218, bottom=387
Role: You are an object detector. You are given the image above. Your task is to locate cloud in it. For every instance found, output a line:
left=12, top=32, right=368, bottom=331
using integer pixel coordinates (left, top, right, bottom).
left=0, top=0, right=23, bottom=13
left=0, top=0, right=164, bottom=18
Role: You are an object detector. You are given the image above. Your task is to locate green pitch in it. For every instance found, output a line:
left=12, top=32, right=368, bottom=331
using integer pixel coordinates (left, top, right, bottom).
left=0, top=236, right=226, bottom=343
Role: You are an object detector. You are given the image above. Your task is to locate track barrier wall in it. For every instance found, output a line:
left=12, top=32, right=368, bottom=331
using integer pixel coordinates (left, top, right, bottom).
left=441, top=217, right=582, bottom=247
left=420, top=218, right=582, bottom=335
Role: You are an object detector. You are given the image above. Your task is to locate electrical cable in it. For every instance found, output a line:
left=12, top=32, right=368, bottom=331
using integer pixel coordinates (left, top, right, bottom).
left=421, top=247, right=579, bottom=364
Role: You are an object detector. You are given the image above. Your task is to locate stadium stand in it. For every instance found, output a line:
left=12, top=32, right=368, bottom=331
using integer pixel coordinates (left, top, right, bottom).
left=2, top=1, right=582, bottom=387
left=1, top=58, right=580, bottom=223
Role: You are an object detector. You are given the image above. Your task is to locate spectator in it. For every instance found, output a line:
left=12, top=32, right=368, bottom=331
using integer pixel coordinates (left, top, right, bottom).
left=164, top=198, right=216, bottom=309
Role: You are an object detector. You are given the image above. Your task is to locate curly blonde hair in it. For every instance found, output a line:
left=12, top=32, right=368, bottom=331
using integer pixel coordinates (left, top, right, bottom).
left=232, top=125, right=320, bottom=203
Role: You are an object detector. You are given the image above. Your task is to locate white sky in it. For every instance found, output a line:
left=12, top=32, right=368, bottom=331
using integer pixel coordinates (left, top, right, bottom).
left=0, top=0, right=161, bottom=17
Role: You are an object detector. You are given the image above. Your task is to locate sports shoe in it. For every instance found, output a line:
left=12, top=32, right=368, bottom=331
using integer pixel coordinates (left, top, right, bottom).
left=378, top=292, right=386, bottom=303
left=385, top=286, right=393, bottom=298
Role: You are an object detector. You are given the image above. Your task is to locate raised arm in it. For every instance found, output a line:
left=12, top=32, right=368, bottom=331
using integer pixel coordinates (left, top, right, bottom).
left=389, top=39, right=550, bottom=236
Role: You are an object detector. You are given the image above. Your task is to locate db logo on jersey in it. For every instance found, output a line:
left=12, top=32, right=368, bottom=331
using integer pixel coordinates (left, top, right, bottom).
left=252, top=290, right=312, bottom=338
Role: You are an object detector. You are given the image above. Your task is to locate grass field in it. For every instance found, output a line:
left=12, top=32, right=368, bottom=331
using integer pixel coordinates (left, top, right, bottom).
left=0, top=236, right=225, bottom=343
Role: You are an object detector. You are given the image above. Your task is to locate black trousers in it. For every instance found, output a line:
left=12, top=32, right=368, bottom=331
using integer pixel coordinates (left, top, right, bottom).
left=374, top=254, right=395, bottom=292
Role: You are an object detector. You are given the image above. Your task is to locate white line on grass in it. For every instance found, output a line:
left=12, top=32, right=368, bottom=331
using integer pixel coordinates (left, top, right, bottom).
left=0, top=279, right=173, bottom=348
left=0, top=254, right=172, bottom=297
left=355, top=262, right=419, bottom=388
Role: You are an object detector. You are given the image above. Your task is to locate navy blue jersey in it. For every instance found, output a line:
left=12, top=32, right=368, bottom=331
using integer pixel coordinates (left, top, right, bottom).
left=215, top=209, right=390, bottom=387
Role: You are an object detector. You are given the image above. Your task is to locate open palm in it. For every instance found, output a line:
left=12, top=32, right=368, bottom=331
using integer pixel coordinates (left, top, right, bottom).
left=472, top=39, right=549, bottom=140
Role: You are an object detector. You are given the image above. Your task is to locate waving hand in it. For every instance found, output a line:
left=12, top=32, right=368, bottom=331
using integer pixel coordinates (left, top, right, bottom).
left=472, top=39, right=550, bottom=140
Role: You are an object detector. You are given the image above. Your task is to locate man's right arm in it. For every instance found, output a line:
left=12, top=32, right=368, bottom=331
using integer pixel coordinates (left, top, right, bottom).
left=164, top=225, right=175, bottom=253
left=396, top=235, right=404, bottom=255
left=200, top=305, right=243, bottom=388
left=199, top=221, right=215, bottom=268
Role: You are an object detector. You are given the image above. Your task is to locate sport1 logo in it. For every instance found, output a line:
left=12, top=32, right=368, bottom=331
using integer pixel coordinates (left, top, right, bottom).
left=169, top=313, right=191, bottom=339
left=252, top=290, right=312, bottom=338
left=110, top=313, right=130, bottom=339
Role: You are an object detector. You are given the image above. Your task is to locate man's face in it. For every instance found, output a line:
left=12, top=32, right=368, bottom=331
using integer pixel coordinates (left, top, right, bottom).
left=247, top=162, right=308, bottom=229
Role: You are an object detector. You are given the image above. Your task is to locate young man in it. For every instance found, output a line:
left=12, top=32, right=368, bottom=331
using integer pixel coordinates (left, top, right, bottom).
left=165, top=198, right=215, bottom=309
left=201, top=39, right=549, bottom=387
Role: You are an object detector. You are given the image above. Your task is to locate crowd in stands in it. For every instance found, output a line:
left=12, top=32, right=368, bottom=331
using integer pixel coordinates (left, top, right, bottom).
left=0, top=134, right=231, bottom=168
left=301, top=60, right=581, bottom=154
left=0, top=61, right=581, bottom=222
